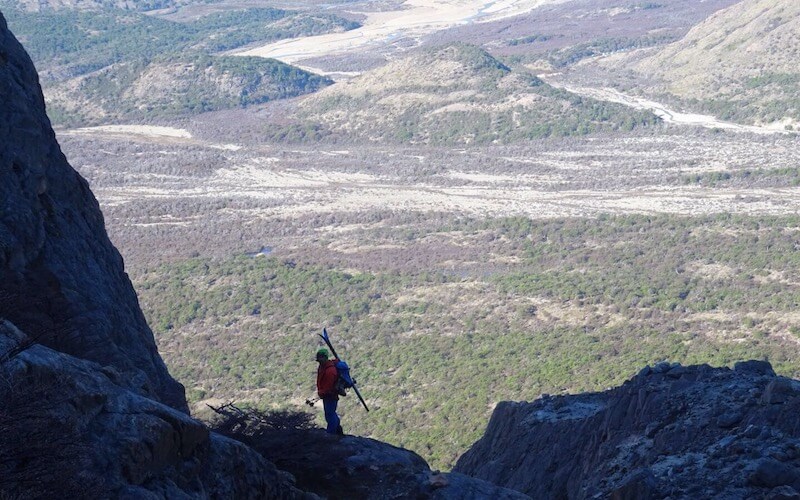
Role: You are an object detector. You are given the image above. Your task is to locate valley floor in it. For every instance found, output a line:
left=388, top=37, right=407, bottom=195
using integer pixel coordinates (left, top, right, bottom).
left=59, top=127, right=800, bottom=231
left=57, top=124, right=800, bottom=469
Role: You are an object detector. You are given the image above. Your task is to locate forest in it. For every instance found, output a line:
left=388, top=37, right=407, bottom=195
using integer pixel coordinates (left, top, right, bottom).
left=126, top=212, right=800, bottom=468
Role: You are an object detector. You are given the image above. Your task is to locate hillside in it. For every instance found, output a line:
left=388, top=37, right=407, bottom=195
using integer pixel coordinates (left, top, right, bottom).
left=6, top=0, right=176, bottom=12
left=629, top=0, right=800, bottom=126
left=46, top=55, right=331, bottom=125
left=297, top=42, right=659, bottom=144
left=0, top=4, right=356, bottom=124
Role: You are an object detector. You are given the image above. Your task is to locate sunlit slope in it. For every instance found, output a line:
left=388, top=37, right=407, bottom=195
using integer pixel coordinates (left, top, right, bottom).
left=47, top=55, right=330, bottom=125
left=633, top=0, right=800, bottom=125
left=1, top=5, right=354, bottom=125
left=299, top=43, right=658, bottom=144
left=6, top=0, right=176, bottom=12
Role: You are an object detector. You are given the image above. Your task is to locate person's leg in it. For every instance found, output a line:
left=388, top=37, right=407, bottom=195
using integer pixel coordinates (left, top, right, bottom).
left=323, top=397, right=340, bottom=434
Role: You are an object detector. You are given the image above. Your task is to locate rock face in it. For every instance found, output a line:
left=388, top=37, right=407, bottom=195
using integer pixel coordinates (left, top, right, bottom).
left=226, top=426, right=530, bottom=500
left=455, top=361, right=800, bottom=499
left=0, top=321, right=304, bottom=498
left=0, top=14, right=295, bottom=497
left=0, top=12, right=185, bottom=411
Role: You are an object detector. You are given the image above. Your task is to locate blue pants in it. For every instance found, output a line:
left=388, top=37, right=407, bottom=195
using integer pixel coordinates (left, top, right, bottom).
left=322, top=397, right=340, bottom=434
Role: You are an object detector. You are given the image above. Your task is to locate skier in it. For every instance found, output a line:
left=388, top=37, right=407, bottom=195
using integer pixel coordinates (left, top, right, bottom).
left=316, top=348, right=344, bottom=435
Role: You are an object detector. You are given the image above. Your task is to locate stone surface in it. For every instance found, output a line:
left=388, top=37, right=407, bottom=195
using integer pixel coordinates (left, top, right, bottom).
left=768, top=485, right=800, bottom=500
left=736, top=360, right=777, bottom=377
left=455, top=361, right=800, bottom=499
left=0, top=12, right=185, bottom=410
left=229, top=427, right=530, bottom=499
left=0, top=321, right=305, bottom=498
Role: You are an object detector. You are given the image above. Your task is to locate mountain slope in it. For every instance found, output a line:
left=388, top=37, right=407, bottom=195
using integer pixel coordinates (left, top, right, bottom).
left=47, top=55, right=331, bottom=125
left=1, top=4, right=354, bottom=124
left=298, top=43, right=658, bottom=144
left=632, top=0, right=800, bottom=125
left=0, top=10, right=186, bottom=409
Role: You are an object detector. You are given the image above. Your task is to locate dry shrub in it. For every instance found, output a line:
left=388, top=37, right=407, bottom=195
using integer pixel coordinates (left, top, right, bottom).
left=209, top=402, right=316, bottom=441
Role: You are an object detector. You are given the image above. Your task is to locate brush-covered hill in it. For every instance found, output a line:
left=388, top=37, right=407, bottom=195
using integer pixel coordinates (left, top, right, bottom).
left=46, top=54, right=331, bottom=126
left=630, top=0, right=800, bottom=126
left=1, top=4, right=356, bottom=125
left=297, top=43, right=659, bottom=144
left=5, top=0, right=176, bottom=12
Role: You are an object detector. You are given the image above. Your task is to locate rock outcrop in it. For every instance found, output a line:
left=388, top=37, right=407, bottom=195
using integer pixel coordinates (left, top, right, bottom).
left=0, top=11, right=185, bottom=411
left=0, top=320, right=304, bottom=498
left=223, top=426, right=530, bottom=499
left=456, top=361, right=800, bottom=499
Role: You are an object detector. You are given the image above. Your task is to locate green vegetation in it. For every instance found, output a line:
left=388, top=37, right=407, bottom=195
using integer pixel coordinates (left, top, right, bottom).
left=548, top=34, right=676, bottom=68
left=190, top=9, right=359, bottom=54
left=299, top=44, right=660, bottom=145
left=0, top=4, right=357, bottom=124
left=682, top=167, right=800, bottom=186
left=659, top=73, right=800, bottom=126
left=2, top=6, right=357, bottom=73
left=3, top=8, right=191, bottom=75
left=743, top=73, right=800, bottom=90
left=136, top=213, right=800, bottom=469
left=54, top=54, right=331, bottom=125
left=683, top=74, right=800, bottom=124
left=507, top=34, right=554, bottom=46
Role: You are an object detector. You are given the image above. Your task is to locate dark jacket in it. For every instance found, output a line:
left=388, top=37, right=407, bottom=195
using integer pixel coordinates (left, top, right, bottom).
left=317, top=359, right=339, bottom=400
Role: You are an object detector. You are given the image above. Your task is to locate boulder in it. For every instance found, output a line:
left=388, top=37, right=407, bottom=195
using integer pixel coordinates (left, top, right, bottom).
left=225, top=426, right=529, bottom=499
left=456, top=361, right=800, bottom=499
left=0, top=321, right=303, bottom=498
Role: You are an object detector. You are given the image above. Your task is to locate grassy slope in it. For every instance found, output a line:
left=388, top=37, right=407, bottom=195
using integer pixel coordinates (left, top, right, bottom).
left=294, top=43, right=659, bottom=145
left=136, top=213, right=800, bottom=469
left=631, top=0, right=800, bottom=125
left=1, top=5, right=356, bottom=124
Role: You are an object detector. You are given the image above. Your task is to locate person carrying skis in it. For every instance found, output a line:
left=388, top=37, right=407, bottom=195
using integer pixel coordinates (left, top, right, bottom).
left=316, top=348, right=344, bottom=435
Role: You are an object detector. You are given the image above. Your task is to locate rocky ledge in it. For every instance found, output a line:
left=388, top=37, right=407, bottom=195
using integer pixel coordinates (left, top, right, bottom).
left=0, top=320, right=304, bottom=498
left=220, top=424, right=529, bottom=499
left=456, top=361, right=800, bottom=499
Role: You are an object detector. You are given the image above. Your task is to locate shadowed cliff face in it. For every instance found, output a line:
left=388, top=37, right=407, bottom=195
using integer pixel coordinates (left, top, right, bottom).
left=0, top=320, right=304, bottom=498
left=0, top=12, right=185, bottom=411
left=456, top=361, right=800, bottom=499
left=0, top=15, right=304, bottom=497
